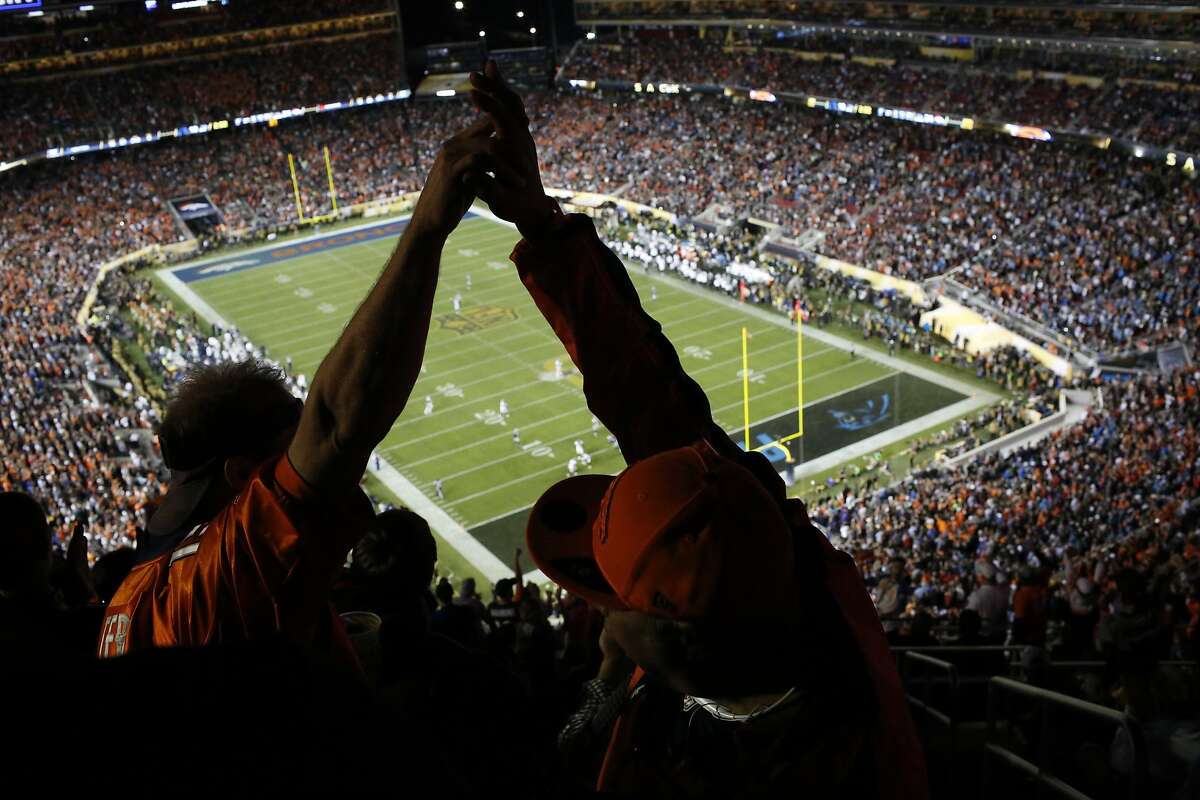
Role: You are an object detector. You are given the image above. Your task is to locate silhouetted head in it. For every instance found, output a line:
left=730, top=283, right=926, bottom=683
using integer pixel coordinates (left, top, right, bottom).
left=0, top=492, right=52, bottom=595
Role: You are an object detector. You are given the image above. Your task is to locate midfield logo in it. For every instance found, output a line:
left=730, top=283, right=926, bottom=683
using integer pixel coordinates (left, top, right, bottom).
left=434, top=305, right=518, bottom=335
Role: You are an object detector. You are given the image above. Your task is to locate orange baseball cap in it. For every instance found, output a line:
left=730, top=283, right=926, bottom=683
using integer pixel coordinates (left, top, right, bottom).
left=525, top=440, right=801, bottom=624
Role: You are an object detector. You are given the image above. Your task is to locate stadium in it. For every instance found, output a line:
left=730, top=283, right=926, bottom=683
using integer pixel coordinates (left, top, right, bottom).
left=1, top=0, right=1197, bottom=795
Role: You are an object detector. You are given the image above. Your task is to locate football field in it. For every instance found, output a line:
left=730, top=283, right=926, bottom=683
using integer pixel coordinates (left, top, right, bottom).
left=159, top=210, right=984, bottom=581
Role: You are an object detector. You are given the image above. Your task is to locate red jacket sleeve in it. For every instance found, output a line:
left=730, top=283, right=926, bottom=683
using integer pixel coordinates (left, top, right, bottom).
left=510, top=214, right=767, bottom=476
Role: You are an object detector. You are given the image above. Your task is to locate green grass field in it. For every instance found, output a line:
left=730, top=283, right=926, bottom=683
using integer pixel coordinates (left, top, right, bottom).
left=159, top=211, right=979, bottom=579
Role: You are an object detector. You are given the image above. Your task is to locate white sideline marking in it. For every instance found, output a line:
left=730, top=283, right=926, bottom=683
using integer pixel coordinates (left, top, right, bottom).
left=368, top=459, right=511, bottom=583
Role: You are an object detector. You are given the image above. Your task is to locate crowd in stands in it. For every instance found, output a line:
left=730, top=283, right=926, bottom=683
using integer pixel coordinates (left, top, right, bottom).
left=5, top=32, right=405, bottom=162
left=810, top=366, right=1199, bottom=658
left=562, top=37, right=1200, bottom=151
left=527, top=89, right=1198, bottom=354
left=0, top=0, right=387, bottom=63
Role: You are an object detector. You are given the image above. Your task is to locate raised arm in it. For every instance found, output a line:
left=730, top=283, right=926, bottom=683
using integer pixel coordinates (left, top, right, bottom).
left=288, top=116, right=520, bottom=488
left=512, top=215, right=724, bottom=463
left=467, top=64, right=732, bottom=465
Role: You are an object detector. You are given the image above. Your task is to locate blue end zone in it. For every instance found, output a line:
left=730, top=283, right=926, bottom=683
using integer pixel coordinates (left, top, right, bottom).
left=171, top=212, right=476, bottom=284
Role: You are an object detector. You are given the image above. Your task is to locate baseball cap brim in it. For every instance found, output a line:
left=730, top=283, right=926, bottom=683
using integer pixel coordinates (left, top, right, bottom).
left=145, top=464, right=220, bottom=539
left=525, top=473, right=630, bottom=610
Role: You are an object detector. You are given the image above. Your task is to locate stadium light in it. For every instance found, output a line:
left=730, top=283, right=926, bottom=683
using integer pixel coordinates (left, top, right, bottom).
left=79, top=4, right=94, bottom=10
left=453, top=0, right=463, bottom=9
left=516, top=10, right=524, bottom=18
left=478, top=30, right=485, bottom=37
left=529, top=27, right=536, bottom=34
left=27, top=8, right=43, bottom=14
left=586, top=31, right=595, bottom=40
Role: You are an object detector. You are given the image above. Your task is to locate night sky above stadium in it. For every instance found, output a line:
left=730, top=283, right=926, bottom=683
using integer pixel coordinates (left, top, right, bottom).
left=400, top=0, right=574, bottom=51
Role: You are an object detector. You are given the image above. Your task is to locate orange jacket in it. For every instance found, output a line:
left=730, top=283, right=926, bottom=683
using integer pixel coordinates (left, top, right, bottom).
left=98, top=454, right=372, bottom=669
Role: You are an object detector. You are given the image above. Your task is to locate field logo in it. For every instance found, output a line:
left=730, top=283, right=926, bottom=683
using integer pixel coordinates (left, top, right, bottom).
left=829, top=394, right=891, bottom=430
left=435, top=305, right=518, bottom=335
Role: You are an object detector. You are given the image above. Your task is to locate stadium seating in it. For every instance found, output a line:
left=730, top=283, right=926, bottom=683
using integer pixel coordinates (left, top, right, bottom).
left=0, top=0, right=388, bottom=63
left=4, top=33, right=406, bottom=163
left=560, top=35, right=1200, bottom=152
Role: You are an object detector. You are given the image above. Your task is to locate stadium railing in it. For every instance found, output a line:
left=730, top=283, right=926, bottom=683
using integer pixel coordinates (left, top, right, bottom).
left=982, top=676, right=1149, bottom=800
left=903, top=651, right=963, bottom=794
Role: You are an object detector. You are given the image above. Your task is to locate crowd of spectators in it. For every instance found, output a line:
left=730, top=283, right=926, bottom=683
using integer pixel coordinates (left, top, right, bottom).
left=526, top=88, right=1198, bottom=354
left=0, top=99, right=468, bottom=562
left=810, top=366, right=1199, bottom=654
left=562, top=36, right=1200, bottom=151
left=5, top=31, right=405, bottom=162
left=0, top=0, right=387, bottom=63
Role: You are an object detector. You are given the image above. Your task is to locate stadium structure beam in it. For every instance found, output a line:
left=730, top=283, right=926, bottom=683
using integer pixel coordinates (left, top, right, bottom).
left=389, top=0, right=408, bottom=87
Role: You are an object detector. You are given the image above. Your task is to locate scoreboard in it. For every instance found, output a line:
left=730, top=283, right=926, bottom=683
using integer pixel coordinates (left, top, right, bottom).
left=0, top=0, right=42, bottom=11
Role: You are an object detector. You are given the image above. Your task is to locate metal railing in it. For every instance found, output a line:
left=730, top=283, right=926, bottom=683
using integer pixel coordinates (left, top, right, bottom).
left=894, top=645, right=1025, bottom=668
left=903, top=652, right=962, bottom=795
left=982, top=676, right=1149, bottom=800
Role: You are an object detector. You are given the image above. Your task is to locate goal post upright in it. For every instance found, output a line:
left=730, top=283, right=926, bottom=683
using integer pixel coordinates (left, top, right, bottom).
left=287, top=153, right=305, bottom=222
left=741, top=326, right=751, bottom=450
left=323, top=146, right=339, bottom=213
